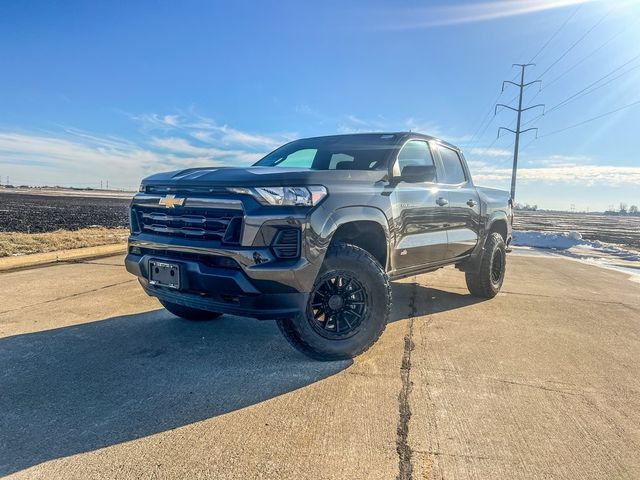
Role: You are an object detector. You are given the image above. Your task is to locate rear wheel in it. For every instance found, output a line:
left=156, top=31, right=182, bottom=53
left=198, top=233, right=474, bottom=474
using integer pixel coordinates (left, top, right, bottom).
left=160, top=300, right=223, bottom=321
left=277, top=243, right=391, bottom=361
left=465, top=232, right=506, bottom=298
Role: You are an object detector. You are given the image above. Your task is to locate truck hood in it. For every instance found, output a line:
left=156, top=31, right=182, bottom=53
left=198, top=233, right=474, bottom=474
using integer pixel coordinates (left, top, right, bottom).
left=143, top=166, right=386, bottom=188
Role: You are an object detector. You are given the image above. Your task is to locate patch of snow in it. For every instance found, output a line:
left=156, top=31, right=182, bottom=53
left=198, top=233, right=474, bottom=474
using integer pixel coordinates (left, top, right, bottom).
left=512, top=230, right=640, bottom=281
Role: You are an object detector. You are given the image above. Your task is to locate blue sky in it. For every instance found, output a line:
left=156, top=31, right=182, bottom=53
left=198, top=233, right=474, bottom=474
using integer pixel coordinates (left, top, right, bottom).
left=0, top=0, right=638, bottom=211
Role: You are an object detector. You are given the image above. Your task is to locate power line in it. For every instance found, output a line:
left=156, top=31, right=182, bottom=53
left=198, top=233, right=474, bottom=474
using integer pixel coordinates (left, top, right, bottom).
left=522, top=53, right=640, bottom=128
left=541, top=21, right=634, bottom=92
left=537, top=99, right=640, bottom=138
left=526, top=21, right=634, bottom=106
left=536, top=8, right=613, bottom=79
left=464, top=90, right=505, bottom=147
left=464, top=70, right=523, bottom=150
left=546, top=63, right=640, bottom=115
left=528, top=4, right=583, bottom=63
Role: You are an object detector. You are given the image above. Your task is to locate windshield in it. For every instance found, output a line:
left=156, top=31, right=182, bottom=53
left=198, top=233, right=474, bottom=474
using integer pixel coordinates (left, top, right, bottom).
left=253, top=134, right=399, bottom=170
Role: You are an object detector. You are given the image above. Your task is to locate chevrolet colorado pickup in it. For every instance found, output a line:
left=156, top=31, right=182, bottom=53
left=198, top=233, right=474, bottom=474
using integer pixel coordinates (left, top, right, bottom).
left=126, top=133, right=512, bottom=360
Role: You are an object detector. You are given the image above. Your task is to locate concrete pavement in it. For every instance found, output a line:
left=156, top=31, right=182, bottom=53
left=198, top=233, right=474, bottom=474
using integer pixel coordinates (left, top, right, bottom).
left=1, top=254, right=639, bottom=479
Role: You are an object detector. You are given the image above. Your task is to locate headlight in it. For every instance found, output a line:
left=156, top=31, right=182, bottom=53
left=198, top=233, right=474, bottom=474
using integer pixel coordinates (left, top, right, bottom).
left=229, top=186, right=327, bottom=206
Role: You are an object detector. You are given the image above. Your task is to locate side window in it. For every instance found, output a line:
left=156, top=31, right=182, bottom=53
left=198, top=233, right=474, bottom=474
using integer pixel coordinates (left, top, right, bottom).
left=438, top=146, right=467, bottom=184
left=397, top=140, right=434, bottom=175
left=328, top=153, right=355, bottom=170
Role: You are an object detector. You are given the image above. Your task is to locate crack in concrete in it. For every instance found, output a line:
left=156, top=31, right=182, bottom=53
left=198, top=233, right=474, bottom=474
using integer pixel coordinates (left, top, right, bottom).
left=434, top=284, right=640, bottom=310
left=396, top=279, right=417, bottom=480
left=0, top=280, right=136, bottom=315
left=414, top=450, right=501, bottom=461
left=424, top=368, right=584, bottom=397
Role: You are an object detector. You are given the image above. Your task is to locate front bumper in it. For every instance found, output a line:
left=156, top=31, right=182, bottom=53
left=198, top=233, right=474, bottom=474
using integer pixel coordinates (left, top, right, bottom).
left=125, top=240, right=313, bottom=320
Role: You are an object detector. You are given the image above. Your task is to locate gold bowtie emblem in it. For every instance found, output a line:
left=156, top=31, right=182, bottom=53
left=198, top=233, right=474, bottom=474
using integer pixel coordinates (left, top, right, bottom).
left=158, top=195, right=185, bottom=208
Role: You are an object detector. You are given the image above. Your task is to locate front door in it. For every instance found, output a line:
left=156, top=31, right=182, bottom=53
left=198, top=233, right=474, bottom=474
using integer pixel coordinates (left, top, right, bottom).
left=390, top=140, right=450, bottom=271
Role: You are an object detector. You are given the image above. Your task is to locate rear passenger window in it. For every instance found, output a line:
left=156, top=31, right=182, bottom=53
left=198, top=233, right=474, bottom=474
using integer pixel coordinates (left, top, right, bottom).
left=438, top=146, right=467, bottom=184
left=397, top=140, right=435, bottom=175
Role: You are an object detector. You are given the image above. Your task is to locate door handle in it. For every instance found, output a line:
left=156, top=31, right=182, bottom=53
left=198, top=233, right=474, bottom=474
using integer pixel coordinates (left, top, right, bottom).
left=466, top=199, right=477, bottom=207
left=436, top=197, right=449, bottom=206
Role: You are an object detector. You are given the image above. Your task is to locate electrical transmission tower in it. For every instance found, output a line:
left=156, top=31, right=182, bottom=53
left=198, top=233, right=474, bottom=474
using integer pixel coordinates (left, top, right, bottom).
left=496, top=64, right=545, bottom=200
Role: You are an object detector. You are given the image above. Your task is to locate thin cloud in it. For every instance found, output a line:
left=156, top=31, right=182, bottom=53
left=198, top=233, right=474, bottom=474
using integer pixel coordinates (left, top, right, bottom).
left=132, top=110, right=290, bottom=150
left=473, top=162, right=640, bottom=186
left=0, top=131, right=167, bottom=189
left=151, top=137, right=263, bottom=163
left=381, top=0, right=599, bottom=30
left=469, top=147, right=512, bottom=157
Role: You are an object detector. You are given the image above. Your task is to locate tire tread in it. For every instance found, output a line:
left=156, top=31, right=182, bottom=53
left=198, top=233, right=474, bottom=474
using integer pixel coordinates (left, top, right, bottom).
left=277, top=242, right=392, bottom=360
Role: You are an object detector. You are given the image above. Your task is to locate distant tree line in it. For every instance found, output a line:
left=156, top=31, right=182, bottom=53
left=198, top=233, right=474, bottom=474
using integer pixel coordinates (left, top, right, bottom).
left=514, top=203, right=538, bottom=211
left=605, top=203, right=639, bottom=216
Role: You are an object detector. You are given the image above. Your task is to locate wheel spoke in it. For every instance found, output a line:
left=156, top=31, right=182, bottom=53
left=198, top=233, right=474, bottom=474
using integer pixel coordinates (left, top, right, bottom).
left=308, top=272, right=368, bottom=338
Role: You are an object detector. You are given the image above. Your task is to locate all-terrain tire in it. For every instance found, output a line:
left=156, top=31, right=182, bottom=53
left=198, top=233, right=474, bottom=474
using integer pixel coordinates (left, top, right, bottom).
left=160, top=300, right=223, bottom=321
left=277, top=243, right=392, bottom=361
left=465, top=232, right=507, bottom=298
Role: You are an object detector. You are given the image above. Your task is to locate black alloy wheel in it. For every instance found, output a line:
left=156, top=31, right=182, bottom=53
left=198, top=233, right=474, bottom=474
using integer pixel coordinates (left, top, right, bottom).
left=490, top=247, right=505, bottom=285
left=308, top=272, right=368, bottom=339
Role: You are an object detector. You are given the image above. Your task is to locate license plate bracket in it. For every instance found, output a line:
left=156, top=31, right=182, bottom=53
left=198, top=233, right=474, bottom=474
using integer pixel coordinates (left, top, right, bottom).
left=149, top=260, right=181, bottom=289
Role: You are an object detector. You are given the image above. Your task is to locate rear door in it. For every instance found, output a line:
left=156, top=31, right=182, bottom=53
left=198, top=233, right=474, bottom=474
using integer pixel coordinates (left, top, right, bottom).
left=390, top=140, right=450, bottom=271
left=434, top=144, right=481, bottom=259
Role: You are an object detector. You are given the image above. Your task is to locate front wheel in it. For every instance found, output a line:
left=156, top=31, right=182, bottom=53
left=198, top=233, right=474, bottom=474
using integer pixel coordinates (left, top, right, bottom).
left=160, top=300, right=223, bottom=321
left=277, top=243, right=392, bottom=361
left=465, top=232, right=507, bottom=298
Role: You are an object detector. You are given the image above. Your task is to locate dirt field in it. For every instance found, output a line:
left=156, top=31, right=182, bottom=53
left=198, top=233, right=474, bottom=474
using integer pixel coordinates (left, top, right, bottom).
left=0, top=192, right=130, bottom=233
left=514, top=210, right=640, bottom=249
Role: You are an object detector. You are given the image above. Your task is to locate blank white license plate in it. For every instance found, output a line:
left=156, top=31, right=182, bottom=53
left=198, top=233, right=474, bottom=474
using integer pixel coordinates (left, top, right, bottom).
left=149, top=260, right=181, bottom=289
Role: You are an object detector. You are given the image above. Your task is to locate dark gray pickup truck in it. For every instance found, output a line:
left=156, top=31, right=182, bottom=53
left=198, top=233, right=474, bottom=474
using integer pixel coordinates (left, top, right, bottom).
left=126, top=132, right=512, bottom=360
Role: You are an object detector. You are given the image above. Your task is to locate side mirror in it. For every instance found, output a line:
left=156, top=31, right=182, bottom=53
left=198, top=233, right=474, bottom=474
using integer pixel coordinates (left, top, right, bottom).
left=400, top=165, right=436, bottom=183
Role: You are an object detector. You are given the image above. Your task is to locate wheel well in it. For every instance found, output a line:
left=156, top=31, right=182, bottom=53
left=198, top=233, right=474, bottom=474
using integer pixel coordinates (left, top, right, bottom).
left=488, top=219, right=508, bottom=242
left=330, top=221, right=387, bottom=268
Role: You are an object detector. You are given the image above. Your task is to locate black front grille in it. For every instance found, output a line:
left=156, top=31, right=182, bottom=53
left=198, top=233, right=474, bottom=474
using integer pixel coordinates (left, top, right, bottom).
left=272, top=228, right=301, bottom=259
left=134, top=206, right=243, bottom=243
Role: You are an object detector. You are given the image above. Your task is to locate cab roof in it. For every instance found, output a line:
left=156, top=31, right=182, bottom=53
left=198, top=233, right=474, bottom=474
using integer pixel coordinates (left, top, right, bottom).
left=296, top=132, right=461, bottom=152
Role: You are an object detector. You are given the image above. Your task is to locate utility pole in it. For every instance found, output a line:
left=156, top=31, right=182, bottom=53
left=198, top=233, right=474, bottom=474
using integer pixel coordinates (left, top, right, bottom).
left=496, top=64, right=545, bottom=201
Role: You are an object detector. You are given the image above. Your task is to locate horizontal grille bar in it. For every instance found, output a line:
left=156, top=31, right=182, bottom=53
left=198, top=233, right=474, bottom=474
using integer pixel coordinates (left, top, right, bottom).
left=141, top=212, right=230, bottom=226
left=143, top=224, right=226, bottom=238
left=134, top=203, right=243, bottom=243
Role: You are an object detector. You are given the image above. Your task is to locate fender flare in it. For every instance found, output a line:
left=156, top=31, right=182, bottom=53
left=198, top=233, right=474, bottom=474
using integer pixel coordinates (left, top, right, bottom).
left=310, top=204, right=391, bottom=263
left=485, top=211, right=510, bottom=237
left=457, top=210, right=510, bottom=274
